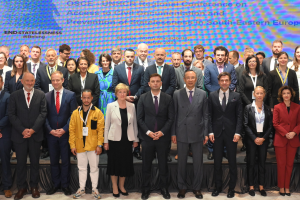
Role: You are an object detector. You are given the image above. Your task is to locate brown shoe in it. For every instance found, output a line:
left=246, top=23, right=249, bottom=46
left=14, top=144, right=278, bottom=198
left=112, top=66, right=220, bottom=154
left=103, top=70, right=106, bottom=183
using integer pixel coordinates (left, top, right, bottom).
left=14, top=189, right=27, bottom=200
left=4, top=190, right=12, bottom=198
left=31, top=187, right=40, bottom=198
left=175, top=154, right=178, bottom=160
left=177, top=189, right=187, bottom=198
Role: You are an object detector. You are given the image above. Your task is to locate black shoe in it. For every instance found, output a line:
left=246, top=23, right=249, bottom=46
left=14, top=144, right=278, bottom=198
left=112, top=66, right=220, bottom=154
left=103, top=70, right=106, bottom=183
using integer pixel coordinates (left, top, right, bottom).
left=113, top=192, right=120, bottom=197
left=141, top=190, right=150, bottom=200
left=118, top=188, right=128, bottom=196
left=40, top=151, right=50, bottom=159
left=279, top=192, right=285, bottom=196
left=62, top=187, right=72, bottom=196
left=227, top=189, right=235, bottom=198
left=167, top=154, right=172, bottom=162
left=249, top=189, right=255, bottom=196
left=46, top=187, right=59, bottom=195
left=286, top=193, right=291, bottom=196
left=161, top=188, right=170, bottom=199
left=193, top=190, right=203, bottom=199
left=212, top=189, right=221, bottom=197
left=240, top=144, right=246, bottom=151
left=223, top=152, right=228, bottom=159
left=207, top=152, right=214, bottom=160
left=177, top=189, right=186, bottom=198
left=133, top=152, right=142, bottom=160
left=259, top=190, right=267, bottom=196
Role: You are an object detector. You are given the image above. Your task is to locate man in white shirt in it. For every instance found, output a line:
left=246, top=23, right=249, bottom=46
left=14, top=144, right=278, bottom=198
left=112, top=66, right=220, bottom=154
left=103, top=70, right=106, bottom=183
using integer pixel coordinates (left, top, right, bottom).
left=110, top=47, right=122, bottom=69
left=262, top=40, right=285, bottom=75
left=228, top=50, right=241, bottom=69
left=134, top=43, right=155, bottom=71
left=171, top=52, right=182, bottom=68
left=57, top=44, right=71, bottom=67
left=27, top=46, right=47, bottom=78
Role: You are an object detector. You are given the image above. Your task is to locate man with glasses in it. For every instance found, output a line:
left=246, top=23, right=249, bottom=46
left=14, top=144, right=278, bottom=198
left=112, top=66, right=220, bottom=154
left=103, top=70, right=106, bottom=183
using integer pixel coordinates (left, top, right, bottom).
left=192, top=44, right=212, bottom=67
left=57, top=44, right=71, bottom=67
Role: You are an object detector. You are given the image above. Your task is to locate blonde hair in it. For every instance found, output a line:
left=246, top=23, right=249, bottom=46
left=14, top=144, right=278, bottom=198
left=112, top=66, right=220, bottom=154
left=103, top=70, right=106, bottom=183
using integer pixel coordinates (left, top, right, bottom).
left=51, top=71, right=64, bottom=80
left=254, top=86, right=266, bottom=94
left=115, top=83, right=129, bottom=96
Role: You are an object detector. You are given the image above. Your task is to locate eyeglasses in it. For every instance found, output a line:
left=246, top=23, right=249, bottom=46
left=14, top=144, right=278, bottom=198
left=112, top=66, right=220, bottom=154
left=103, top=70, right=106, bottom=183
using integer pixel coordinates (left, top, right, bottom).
left=248, top=61, right=257, bottom=64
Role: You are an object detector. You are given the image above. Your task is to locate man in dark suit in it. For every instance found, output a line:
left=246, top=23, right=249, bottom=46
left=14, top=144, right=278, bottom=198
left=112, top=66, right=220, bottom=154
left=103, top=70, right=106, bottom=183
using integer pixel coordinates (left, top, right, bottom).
left=0, top=45, right=13, bottom=67
left=172, top=70, right=208, bottom=199
left=0, top=76, right=13, bottom=198
left=45, top=71, right=77, bottom=196
left=27, top=46, right=47, bottom=78
left=112, top=48, right=144, bottom=160
left=110, top=47, right=123, bottom=69
left=143, top=48, right=176, bottom=96
left=137, top=73, right=174, bottom=200
left=262, top=40, right=284, bottom=76
left=228, top=50, right=242, bottom=69
left=134, top=43, right=155, bottom=71
left=208, top=72, right=243, bottom=198
left=8, top=72, right=47, bottom=200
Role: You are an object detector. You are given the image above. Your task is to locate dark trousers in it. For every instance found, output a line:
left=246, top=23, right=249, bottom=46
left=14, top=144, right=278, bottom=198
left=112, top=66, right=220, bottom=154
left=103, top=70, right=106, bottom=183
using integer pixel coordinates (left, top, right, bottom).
left=208, top=139, right=227, bottom=153
left=0, top=138, right=12, bottom=190
left=213, top=131, right=237, bottom=190
left=14, top=139, right=42, bottom=189
left=246, top=137, right=268, bottom=186
left=141, top=140, right=169, bottom=191
left=48, top=135, right=70, bottom=188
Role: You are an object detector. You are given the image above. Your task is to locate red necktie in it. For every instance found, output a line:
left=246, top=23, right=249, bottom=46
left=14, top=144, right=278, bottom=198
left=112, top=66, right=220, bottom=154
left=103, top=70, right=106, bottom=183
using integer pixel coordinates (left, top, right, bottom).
left=56, top=92, right=60, bottom=114
left=27, top=93, right=30, bottom=106
left=127, top=67, right=131, bottom=95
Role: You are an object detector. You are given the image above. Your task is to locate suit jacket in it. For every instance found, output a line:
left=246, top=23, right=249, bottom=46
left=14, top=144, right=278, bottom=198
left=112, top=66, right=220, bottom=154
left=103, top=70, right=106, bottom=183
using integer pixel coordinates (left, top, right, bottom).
left=8, top=89, right=47, bottom=143
left=262, top=56, right=292, bottom=76
left=208, top=90, right=243, bottom=138
left=192, top=57, right=212, bottom=67
left=0, top=91, right=11, bottom=139
left=112, top=62, right=144, bottom=97
left=204, top=63, right=237, bottom=93
left=273, top=102, right=300, bottom=147
left=44, top=89, right=77, bottom=139
left=27, top=61, right=47, bottom=77
left=243, top=103, right=273, bottom=141
left=235, top=64, right=244, bottom=92
left=175, top=65, right=203, bottom=90
left=1, top=66, right=11, bottom=90
left=35, top=65, right=68, bottom=93
left=7, top=58, right=13, bottom=67
left=267, top=68, right=299, bottom=108
left=68, top=72, right=100, bottom=106
left=4, top=71, right=24, bottom=94
left=143, top=64, right=176, bottom=96
left=104, top=101, right=139, bottom=143
left=171, top=88, right=208, bottom=143
left=137, top=91, right=174, bottom=142
left=134, top=57, right=155, bottom=70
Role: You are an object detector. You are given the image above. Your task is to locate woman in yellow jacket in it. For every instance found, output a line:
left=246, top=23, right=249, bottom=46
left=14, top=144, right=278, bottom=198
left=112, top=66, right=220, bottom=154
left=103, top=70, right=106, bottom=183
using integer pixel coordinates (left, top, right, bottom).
left=69, top=89, right=104, bottom=199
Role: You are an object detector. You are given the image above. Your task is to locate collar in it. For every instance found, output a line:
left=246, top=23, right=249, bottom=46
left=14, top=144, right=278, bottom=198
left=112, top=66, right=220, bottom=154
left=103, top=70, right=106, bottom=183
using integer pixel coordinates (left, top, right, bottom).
left=30, top=60, right=40, bottom=65
left=186, top=87, right=195, bottom=93
left=219, top=89, right=229, bottom=95
left=252, top=100, right=264, bottom=110
left=138, top=57, right=147, bottom=64
left=278, top=67, right=288, bottom=73
left=54, top=87, right=64, bottom=94
left=125, top=62, right=133, bottom=68
left=234, top=63, right=239, bottom=68
left=217, top=63, right=225, bottom=68
left=151, top=91, right=161, bottom=99
left=112, top=61, right=121, bottom=65
left=47, top=64, right=57, bottom=69
left=78, top=104, right=96, bottom=111
left=184, top=64, right=192, bottom=70
left=23, top=87, right=34, bottom=93
left=155, top=62, right=165, bottom=67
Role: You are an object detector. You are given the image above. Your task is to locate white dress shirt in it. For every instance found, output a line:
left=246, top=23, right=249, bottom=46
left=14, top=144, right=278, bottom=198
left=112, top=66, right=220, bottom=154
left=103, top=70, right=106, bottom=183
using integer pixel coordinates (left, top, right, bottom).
left=234, top=63, right=240, bottom=69
left=186, top=87, right=195, bottom=97
left=270, top=57, right=277, bottom=71
left=146, top=91, right=162, bottom=135
left=155, top=62, right=165, bottom=76
left=138, top=57, right=148, bottom=70
left=30, top=60, right=40, bottom=77
left=54, top=87, right=64, bottom=106
left=125, top=63, right=133, bottom=78
left=23, top=87, right=34, bottom=108
left=57, top=58, right=64, bottom=67
left=111, top=61, right=121, bottom=70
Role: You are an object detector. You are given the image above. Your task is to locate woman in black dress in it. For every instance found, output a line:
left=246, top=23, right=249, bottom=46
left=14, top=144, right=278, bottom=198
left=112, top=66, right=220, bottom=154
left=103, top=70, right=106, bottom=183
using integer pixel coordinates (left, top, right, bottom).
left=104, top=83, right=139, bottom=197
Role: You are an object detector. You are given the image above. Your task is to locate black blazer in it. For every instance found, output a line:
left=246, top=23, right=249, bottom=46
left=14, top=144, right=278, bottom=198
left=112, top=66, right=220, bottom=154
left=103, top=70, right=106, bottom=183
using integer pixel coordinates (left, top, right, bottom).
left=8, top=89, right=47, bottom=143
left=235, top=64, right=244, bottom=92
left=27, top=62, right=47, bottom=75
left=208, top=90, right=243, bottom=138
left=243, top=103, right=273, bottom=141
left=137, top=91, right=174, bottom=142
left=4, top=71, right=24, bottom=94
left=267, top=68, right=299, bottom=108
left=0, top=91, right=11, bottom=139
left=7, top=58, right=13, bottom=67
left=68, top=72, right=100, bottom=106
left=143, top=64, right=176, bottom=96
left=34, top=65, right=68, bottom=93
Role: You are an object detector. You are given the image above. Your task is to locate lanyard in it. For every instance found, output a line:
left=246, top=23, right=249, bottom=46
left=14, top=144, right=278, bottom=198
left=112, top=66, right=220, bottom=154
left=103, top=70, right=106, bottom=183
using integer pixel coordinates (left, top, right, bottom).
left=276, top=67, right=289, bottom=85
left=46, top=65, right=57, bottom=79
left=79, top=104, right=92, bottom=126
left=249, top=74, right=257, bottom=88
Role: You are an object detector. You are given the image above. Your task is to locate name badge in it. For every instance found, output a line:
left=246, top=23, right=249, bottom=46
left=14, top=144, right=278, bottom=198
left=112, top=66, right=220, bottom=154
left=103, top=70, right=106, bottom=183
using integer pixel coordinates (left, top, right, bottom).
left=83, top=127, right=88, bottom=136
left=256, top=123, right=263, bottom=132
left=49, top=84, right=54, bottom=92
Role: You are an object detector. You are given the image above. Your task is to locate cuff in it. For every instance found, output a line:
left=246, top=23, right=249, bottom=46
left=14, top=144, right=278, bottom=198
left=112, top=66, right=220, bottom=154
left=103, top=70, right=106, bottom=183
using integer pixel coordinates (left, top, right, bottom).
left=209, top=133, right=214, bottom=135
left=235, top=133, right=241, bottom=136
left=146, top=130, right=151, bottom=135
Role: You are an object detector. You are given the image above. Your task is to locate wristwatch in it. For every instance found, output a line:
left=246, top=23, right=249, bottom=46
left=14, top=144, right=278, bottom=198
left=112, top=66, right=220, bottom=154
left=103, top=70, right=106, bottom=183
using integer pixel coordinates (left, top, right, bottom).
left=98, top=145, right=102, bottom=148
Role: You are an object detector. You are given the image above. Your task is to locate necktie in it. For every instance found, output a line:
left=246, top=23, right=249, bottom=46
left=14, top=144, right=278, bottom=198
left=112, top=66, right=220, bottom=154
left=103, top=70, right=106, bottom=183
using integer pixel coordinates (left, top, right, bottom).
left=189, top=91, right=193, bottom=103
left=56, top=92, right=60, bottom=114
left=274, top=58, right=278, bottom=69
left=27, top=92, right=30, bottom=106
left=33, top=63, right=37, bottom=74
left=222, top=92, right=226, bottom=111
left=157, top=66, right=162, bottom=75
left=49, top=67, right=53, bottom=75
left=154, top=96, right=158, bottom=132
left=142, top=62, right=145, bottom=70
left=127, top=67, right=132, bottom=85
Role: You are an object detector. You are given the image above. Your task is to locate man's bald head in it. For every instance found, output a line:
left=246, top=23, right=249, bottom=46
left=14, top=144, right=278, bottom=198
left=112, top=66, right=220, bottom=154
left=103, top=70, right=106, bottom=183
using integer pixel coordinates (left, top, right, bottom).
left=154, top=48, right=166, bottom=66
left=137, top=43, right=149, bottom=61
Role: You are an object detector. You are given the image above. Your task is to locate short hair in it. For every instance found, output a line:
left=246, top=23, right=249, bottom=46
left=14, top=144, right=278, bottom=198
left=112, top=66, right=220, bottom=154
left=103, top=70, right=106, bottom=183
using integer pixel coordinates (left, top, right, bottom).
left=277, top=51, right=289, bottom=60
left=277, top=86, right=295, bottom=102
left=45, top=48, right=57, bottom=56
left=230, top=50, right=239, bottom=59
left=217, top=72, right=231, bottom=80
left=137, top=43, right=148, bottom=50
left=82, top=89, right=92, bottom=95
left=149, top=73, right=162, bottom=80
left=51, top=70, right=64, bottom=79
left=244, top=47, right=255, bottom=54
left=181, top=49, right=194, bottom=58
left=184, top=69, right=197, bottom=77
left=194, top=44, right=205, bottom=52
left=256, top=51, right=266, bottom=58
left=81, top=49, right=96, bottom=64
left=213, top=46, right=229, bottom=57
left=0, top=52, right=7, bottom=65
left=124, top=49, right=135, bottom=55
left=31, top=45, right=42, bottom=53
left=272, top=40, right=283, bottom=46
left=115, top=83, right=129, bottom=96
left=65, top=58, right=78, bottom=72
left=172, top=52, right=181, bottom=57
left=98, top=53, right=112, bottom=67
left=20, top=44, right=30, bottom=51
left=59, top=44, right=71, bottom=53
left=205, top=55, right=214, bottom=63
left=11, top=54, right=29, bottom=77
left=0, top=75, right=3, bottom=82
left=0, top=45, right=9, bottom=53
left=254, top=86, right=266, bottom=94
left=111, top=47, right=122, bottom=55
left=77, top=57, right=90, bottom=68
left=244, top=55, right=263, bottom=76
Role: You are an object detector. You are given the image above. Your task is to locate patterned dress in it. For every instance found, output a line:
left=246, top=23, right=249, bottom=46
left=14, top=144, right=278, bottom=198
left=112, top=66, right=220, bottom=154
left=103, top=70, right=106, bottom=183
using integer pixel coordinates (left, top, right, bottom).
left=95, top=68, right=116, bottom=118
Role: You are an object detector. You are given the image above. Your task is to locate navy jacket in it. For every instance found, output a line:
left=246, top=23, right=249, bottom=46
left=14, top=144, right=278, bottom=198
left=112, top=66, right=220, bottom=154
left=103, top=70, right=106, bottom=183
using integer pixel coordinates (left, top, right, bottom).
left=4, top=71, right=24, bottom=94
left=0, top=91, right=11, bottom=139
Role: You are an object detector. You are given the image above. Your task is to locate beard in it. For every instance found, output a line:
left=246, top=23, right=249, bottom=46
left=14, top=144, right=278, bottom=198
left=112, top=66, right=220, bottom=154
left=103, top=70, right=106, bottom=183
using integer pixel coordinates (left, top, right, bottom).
left=24, top=85, right=33, bottom=91
left=183, top=60, right=191, bottom=66
left=48, top=61, right=55, bottom=65
left=272, top=50, right=280, bottom=56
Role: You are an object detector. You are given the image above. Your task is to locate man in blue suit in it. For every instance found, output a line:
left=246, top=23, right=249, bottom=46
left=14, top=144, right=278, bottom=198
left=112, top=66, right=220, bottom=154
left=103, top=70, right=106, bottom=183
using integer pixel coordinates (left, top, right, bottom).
left=0, top=76, right=12, bottom=198
left=134, top=43, right=155, bottom=71
left=112, top=48, right=144, bottom=160
left=204, top=46, right=237, bottom=160
left=45, top=71, right=77, bottom=196
left=143, top=48, right=177, bottom=96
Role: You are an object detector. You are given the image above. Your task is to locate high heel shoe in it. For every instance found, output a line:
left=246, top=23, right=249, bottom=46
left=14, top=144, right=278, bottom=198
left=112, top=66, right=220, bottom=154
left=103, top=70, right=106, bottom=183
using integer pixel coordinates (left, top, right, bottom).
left=113, top=192, right=120, bottom=197
left=285, top=193, right=291, bottom=196
left=118, top=188, right=128, bottom=196
left=279, top=192, right=285, bottom=196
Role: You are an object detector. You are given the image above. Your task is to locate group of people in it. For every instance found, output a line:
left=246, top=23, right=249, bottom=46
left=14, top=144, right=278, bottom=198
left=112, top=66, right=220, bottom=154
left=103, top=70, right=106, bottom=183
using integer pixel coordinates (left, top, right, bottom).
left=0, top=40, right=300, bottom=200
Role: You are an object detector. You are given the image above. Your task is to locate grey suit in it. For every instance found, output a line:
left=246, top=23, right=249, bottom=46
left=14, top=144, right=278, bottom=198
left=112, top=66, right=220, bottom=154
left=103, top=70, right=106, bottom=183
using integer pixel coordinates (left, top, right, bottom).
left=261, top=57, right=272, bottom=76
left=134, top=56, right=155, bottom=71
left=175, top=65, right=203, bottom=90
left=192, top=57, right=212, bottom=67
left=235, top=64, right=245, bottom=92
left=172, top=88, right=208, bottom=190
